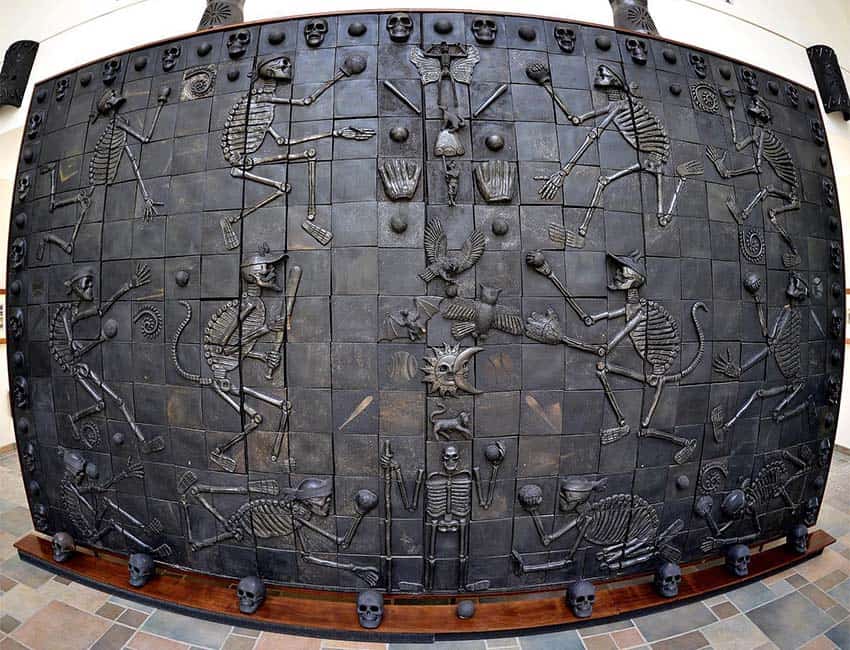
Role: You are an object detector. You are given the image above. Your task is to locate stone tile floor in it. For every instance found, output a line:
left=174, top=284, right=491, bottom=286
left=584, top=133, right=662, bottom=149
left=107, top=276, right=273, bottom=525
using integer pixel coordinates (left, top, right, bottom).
left=4, top=448, right=850, bottom=649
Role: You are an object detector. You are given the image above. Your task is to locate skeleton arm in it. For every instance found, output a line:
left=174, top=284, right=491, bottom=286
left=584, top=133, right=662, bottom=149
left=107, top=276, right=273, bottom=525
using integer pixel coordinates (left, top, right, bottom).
left=558, top=108, right=618, bottom=173
left=294, top=529, right=379, bottom=585
left=472, top=442, right=506, bottom=509
left=381, top=447, right=424, bottom=511
left=587, top=306, right=627, bottom=324
left=601, top=311, right=646, bottom=354
left=117, top=87, right=170, bottom=144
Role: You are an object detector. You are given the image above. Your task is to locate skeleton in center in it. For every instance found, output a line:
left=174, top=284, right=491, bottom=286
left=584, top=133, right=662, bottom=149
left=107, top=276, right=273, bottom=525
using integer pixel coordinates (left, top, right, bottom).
left=535, top=64, right=702, bottom=248
left=218, top=55, right=374, bottom=249
left=525, top=250, right=707, bottom=464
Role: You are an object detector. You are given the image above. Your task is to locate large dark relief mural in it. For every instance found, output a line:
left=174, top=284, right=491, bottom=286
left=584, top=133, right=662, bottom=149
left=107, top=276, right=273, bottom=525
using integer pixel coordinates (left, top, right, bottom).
left=7, top=12, right=844, bottom=596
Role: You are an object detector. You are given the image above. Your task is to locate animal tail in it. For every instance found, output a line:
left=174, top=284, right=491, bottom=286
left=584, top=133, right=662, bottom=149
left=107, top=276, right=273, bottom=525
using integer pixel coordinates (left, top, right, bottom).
left=671, top=302, right=708, bottom=381
left=172, top=301, right=211, bottom=386
left=430, top=401, right=447, bottom=423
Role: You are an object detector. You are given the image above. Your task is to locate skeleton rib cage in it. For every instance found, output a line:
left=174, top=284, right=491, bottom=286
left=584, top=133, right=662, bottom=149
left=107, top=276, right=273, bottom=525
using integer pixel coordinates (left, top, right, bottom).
left=579, top=494, right=659, bottom=547
left=613, top=98, right=671, bottom=165
left=629, top=300, right=680, bottom=377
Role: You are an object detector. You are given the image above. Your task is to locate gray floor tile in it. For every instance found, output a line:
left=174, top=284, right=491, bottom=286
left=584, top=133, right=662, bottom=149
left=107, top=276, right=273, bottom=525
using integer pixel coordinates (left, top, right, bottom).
left=141, top=609, right=231, bottom=649
left=518, top=629, right=584, bottom=650
left=828, top=579, right=850, bottom=608
left=826, top=618, right=850, bottom=648
left=747, top=591, right=836, bottom=650
left=633, top=602, right=716, bottom=642
left=726, top=582, right=776, bottom=612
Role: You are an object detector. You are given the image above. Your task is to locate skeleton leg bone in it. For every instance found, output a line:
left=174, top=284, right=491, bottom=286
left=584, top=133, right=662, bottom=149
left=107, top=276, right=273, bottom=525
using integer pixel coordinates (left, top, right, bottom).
left=575, top=163, right=643, bottom=243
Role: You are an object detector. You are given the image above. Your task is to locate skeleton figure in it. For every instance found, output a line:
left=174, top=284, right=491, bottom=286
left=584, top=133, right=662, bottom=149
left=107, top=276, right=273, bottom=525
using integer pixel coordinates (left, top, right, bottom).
left=171, top=246, right=293, bottom=472
left=218, top=55, right=374, bottom=249
left=49, top=264, right=164, bottom=453
left=382, top=443, right=504, bottom=591
left=57, top=448, right=171, bottom=557
left=525, top=251, right=707, bottom=463
left=37, top=87, right=170, bottom=260
left=512, top=477, right=683, bottom=574
left=712, top=272, right=813, bottom=440
left=537, top=65, right=702, bottom=246
left=410, top=42, right=479, bottom=205
left=178, top=472, right=380, bottom=586
left=706, top=93, right=802, bottom=267
left=694, top=449, right=810, bottom=552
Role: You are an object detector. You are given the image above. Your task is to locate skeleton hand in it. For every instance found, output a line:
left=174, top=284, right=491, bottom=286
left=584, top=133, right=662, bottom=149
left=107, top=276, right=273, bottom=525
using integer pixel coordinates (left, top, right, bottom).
left=713, top=349, right=741, bottom=379
left=142, top=198, right=164, bottom=221
left=336, top=126, right=376, bottom=141
left=705, top=146, right=730, bottom=178
left=130, top=263, right=152, bottom=289
left=352, top=566, right=380, bottom=587
left=379, top=448, right=399, bottom=471
left=536, top=169, right=568, bottom=201
left=264, top=351, right=281, bottom=371
left=699, top=537, right=719, bottom=553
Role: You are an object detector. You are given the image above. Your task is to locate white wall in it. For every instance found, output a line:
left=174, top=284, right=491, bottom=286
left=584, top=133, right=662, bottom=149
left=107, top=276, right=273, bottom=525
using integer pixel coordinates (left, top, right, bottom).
left=0, top=0, right=848, bottom=447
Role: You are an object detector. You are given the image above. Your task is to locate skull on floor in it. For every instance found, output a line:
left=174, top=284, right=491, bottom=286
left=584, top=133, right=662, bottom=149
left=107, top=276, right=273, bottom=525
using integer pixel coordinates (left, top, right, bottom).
left=52, top=532, right=75, bottom=563
left=237, top=575, right=266, bottom=614
left=128, top=552, right=155, bottom=587
left=654, top=562, right=682, bottom=598
left=725, top=543, right=750, bottom=577
left=567, top=579, right=595, bottom=618
left=356, top=589, right=384, bottom=628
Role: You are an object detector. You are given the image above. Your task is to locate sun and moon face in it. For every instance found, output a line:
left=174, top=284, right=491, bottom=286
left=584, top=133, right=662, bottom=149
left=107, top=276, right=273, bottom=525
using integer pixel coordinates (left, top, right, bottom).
left=421, top=343, right=483, bottom=396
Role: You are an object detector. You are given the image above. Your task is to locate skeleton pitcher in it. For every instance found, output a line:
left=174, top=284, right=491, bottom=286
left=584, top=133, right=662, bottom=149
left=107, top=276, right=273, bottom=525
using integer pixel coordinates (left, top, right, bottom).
left=178, top=472, right=380, bottom=586
left=49, top=263, right=164, bottom=453
left=525, top=250, right=707, bottom=464
left=533, top=64, right=702, bottom=248
left=38, top=86, right=170, bottom=260
left=218, top=55, right=374, bottom=248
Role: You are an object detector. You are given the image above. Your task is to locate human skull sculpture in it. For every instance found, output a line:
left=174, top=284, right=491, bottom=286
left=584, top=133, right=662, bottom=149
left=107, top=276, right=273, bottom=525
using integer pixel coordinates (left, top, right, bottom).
left=32, top=503, right=49, bottom=532
left=741, top=68, right=759, bottom=94
left=386, top=13, right=413, bottom=43
left=803, top=496, right=820, bottom=527
left=9, top=309, right=24, bottom=340
left=227, top=30, right=252, bottom=59
left=785, top=83, right=799, bottom=107
left=725, top=543, right=750, bottom=577
left=654, top=562, right=682, bottom=598
left=10, top=237, right=27, bottom=270
left=356, top=589, right=384, bottom=629
left=128, top=552, right=155, bottom=587
left=13, top=376, right=29, bottom=409
left=304, top=19, right=328, bottom=47
left=26, top=112, right=42, bottom=139
left=471, top=17, right=498, bottom=45
left=236, top=575, right=266, bottom=614
left=161, top=46, right=181, bottom=72
left=54, top=78, right=70, bottom=102
left=811, top=119, right=826, bottom=146
left=554, top=25, right=576, bottom=53
left=52, top=532, right=75, bottom=562
left=625, top=37, right=648, bottom=65
left=689, top=53, right=707, bottom=79
left=787, top=523, right=808, bottom=554
left=567, top=579, right=596, bottom=618
left=442, top=445, right=461, bottom=473
left=819, top=439, right=832, bottom=468
left=102, top=59, right=122, bottom=86
left=16, top=174, right=31, bottom=202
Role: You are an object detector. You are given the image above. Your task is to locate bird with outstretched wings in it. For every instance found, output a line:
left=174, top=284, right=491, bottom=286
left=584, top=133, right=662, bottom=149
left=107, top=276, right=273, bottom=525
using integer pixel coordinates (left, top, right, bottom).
left=443, top=285, right=524, bottom=341
left=409, top=44, right=480, bottom=86
left=419, top=218, right=486, bottom=284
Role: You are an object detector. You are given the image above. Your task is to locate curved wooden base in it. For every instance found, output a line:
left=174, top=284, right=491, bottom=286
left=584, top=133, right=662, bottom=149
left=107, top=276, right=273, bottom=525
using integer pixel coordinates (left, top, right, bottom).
left=15, top=531, right=834, bottom=642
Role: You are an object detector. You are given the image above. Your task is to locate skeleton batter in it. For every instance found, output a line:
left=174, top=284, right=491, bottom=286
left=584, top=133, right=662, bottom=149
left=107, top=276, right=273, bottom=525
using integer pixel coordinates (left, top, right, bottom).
left=49, top=264, right=164, bottom=453
left=712, top=272, right=813, bottom=441
left=171, top=245, right=292, bottom=472
left=536, top=64, right=702, bottom=247
left=218, top=55, right=374, bottom=248
left=178, top=472, right=379, bottom=586
left=382, top=444, right=504, bottom=591
left=706, top=93, right=802, bottom=267
left=38, top=86, right=170, bottom=260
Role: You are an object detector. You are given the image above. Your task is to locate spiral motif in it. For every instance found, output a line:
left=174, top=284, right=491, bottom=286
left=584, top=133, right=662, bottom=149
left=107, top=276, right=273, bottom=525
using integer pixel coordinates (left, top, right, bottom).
left=698, top=463, right=728, bottom=495
left=133, top=305, right=162, bottom=339
left=74, top=422, right=101, bottom=449
left=739, top=227, right=765, bottom=264
left=690, top=82, right=719, bottom=114
left=183, top=67, right=216, bottom=101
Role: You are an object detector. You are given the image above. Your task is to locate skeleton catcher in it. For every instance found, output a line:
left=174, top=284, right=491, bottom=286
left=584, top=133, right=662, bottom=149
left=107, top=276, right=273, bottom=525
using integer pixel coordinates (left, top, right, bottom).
left=178, top=472, right=379, bottom=586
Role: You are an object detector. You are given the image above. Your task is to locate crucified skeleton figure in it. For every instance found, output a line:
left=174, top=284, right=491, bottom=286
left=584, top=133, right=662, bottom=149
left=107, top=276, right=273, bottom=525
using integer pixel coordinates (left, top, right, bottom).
left=38, top=86, right=170, bottom=260
left=218, top=55, right=374, bottom=249
left=705, top=92, right=802, bottom=268
left=178, top=472, right=380, bottom=586
left=530, top=63, right=702, bottom=248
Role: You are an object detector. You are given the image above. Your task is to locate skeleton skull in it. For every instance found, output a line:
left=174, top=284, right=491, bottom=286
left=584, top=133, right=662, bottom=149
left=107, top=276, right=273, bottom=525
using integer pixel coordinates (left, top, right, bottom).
left=16, top=174, right=31, bottom=202
left=725, top=543, right=750, bottom=577
left=689, top=53, right=707, bottom=79
left=787, top=523, right=808, bottom=554
left=161, top=46, right=182, bottom=72
left=128, top=552, right=155, bottom=587
left=33, top=503, right=49, bottom=532
left=304, top=19, right=328, bottom=47
left=9, top=309, right=24, bottom=340
left=102, top=59, right=122, bottom=86
left=442, top=445, right=461, bottom=473
left=356, top=589, right=384, bottom=628
left=386, top=13, right=413, bottom=43
left=785, top=83, right=799, bottom=107
left=819, top=439, right=832, bottom=468
left=227, top=30, right=252, bottom=59
left=811, top=119, right=826, bottom=146
left=22, top=441, right=36, bottom=472
left=823, top=178, right=836, bottom=206
left=10, top=238, right=27, bottom=270
left=567, top=579, right=596, bottom=618
left=26, top=112, right=43, bottom=139
left=13, top=376, right=29, bottom=409
left=654, top=562, right=682, bottom=598
left=803, top=496, right=820, bottom=526
left=625, top=37, right=648, bottom=65
left=52, top=532, right=75, bottom=562
left=236, top=575, right=266, bottom=614
left=54, top=78, right=70, bottom=102
left=471, top=17, right=498, bottom=45
left=741, top=68, right=759, bottom=94
left=554, top=26, right=576, bottom=53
